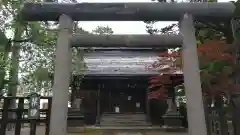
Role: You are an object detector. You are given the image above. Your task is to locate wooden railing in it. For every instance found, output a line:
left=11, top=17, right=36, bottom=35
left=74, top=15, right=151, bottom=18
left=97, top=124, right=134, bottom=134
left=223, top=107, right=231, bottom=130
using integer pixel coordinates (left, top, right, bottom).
left=0, top=97, right=52, bottom=135
left=0, top=96, right=85, bottom=135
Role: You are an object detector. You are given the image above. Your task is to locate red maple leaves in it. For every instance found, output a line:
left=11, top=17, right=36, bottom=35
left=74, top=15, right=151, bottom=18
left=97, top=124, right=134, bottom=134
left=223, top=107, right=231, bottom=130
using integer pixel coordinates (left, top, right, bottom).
left=148, top=40, right=239, bottom=99
left=148, top=74, right=183, bottom=99
left=148, top=90, right=168, bottom=99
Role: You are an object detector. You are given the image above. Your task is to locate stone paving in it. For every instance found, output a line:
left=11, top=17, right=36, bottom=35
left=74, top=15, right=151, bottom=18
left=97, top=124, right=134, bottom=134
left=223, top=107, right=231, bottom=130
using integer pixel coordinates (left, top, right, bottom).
left=5, top=126, right=187, bottom=135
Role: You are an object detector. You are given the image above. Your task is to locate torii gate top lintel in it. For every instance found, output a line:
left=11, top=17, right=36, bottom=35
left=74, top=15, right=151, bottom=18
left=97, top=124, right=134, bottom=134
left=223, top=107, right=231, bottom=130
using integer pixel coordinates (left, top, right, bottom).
left=20, top=2, right=235, bottom=21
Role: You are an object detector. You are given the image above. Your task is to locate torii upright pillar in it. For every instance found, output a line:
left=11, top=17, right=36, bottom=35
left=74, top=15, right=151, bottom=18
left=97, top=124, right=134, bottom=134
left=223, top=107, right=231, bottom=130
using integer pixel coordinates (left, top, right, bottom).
left=180, top=13, right=207, bottom=135
left=49, top=14, right=73, bottom=135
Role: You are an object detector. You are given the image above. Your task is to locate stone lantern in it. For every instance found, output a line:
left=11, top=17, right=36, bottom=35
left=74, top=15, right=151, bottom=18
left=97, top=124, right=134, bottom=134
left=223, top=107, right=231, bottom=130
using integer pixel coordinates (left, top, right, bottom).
left=162, top=87, right=183, bottom=130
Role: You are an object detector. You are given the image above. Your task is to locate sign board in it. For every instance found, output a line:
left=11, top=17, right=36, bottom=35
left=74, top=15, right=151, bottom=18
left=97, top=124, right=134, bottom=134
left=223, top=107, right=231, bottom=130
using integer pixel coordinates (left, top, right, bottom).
left=115, top=107, right=120, bottom=113
left=28, top=92, right=40, bottom=119
left=136, top=102, right=140, bottom=108
left=128, top=96, right=132, bottom=100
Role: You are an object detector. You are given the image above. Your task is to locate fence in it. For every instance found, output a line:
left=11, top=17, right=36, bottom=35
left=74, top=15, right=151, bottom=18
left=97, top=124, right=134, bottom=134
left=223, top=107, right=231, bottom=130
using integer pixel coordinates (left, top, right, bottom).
left=207, top=108, right=234, bottom=135
left=0, top=96, right=235, bottom=135
left=0, top=96, right=52, bottom=135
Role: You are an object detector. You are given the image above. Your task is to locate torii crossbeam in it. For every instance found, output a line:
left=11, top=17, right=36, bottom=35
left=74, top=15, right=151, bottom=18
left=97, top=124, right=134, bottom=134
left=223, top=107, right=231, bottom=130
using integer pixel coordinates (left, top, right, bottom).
left=20, top=2, right=234, bottom=21
left=70, top=34, right=182, bottom=47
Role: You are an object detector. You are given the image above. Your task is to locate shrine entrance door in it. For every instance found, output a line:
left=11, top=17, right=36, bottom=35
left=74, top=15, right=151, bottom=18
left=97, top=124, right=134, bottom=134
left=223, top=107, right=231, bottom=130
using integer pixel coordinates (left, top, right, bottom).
left=106, top=91, right=145, bottom=113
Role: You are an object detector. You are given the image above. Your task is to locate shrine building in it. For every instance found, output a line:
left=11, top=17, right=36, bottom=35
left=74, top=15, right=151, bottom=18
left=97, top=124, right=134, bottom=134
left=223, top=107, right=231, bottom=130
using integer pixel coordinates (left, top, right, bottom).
left=67, top=49, right=183, bottom=126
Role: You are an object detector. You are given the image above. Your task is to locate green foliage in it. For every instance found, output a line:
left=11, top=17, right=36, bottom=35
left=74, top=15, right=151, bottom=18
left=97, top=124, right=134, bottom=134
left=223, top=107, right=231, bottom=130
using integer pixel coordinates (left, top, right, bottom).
left=0, top=0, right=116, bottom=96
left=145, top=0, right=237, bottom=102
left=232, top=0, right=240, bottom=18
left=92, top=26, right=113, bottom=35
left=0, top=29, right=10, bottom=95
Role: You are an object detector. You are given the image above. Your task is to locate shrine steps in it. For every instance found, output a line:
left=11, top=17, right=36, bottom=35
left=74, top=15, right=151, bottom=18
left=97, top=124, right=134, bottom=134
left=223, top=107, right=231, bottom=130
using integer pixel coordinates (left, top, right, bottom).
left=100, top=113, right=151, bottom=127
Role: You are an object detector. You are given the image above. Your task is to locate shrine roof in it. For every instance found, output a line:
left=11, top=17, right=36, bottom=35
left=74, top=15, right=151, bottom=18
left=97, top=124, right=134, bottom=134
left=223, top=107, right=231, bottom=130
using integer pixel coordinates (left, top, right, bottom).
left=73, top=73, right=183, bottom=80
left=73, top=50, right=182, bottom=75
left=80, top=47, right=167, bottom=52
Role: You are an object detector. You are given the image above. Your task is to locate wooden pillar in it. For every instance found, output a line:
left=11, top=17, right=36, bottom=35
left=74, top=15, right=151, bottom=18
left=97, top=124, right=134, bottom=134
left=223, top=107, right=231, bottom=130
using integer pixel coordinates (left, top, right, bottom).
left=179, top=13, right=207, bottom=135
left=49, top=14, right=73, bottom=135
left=96, top=84, right=101, bottom=125
left=146, top=88, right=150, bottom=123
left=109, top=91, right=112, bottom=112
left=70, top=77, right=75, bottom=108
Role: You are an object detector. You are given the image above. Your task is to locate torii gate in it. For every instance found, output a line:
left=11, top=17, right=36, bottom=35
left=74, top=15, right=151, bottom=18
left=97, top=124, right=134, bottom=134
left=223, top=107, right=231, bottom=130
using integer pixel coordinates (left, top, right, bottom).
left=20, top=2, right=235, bottom=135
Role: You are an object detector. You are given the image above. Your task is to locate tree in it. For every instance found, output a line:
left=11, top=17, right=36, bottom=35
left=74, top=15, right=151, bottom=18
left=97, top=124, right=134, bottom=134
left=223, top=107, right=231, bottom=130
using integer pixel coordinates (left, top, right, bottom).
left=145, top=0, right=236, bottom=100
left=145, top=0, right=240, bottom=133
left=0, top=30, right=9, bottom=96
left=148, top=40, right=237, bottom=96
left=92, top=26, right=114, bottom=35
left=147, top=39, right=239, bottom=134
left=0, top=0, right=90, bottom=98
left=0, top=0, right=116, bottom=98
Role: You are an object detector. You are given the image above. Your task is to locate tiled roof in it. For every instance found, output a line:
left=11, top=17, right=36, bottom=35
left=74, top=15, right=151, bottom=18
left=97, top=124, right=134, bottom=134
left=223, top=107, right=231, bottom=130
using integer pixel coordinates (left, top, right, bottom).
left=73, top=51, right=182, bottom=75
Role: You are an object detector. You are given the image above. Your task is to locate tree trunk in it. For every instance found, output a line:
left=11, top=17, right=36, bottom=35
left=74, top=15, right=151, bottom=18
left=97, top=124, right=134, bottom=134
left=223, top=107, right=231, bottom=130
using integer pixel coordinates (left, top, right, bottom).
left=7, top=24, right=22, bottom=130
left=0, top=41, right=11, bottom=95
left=8, top=25, right=22, bottom=96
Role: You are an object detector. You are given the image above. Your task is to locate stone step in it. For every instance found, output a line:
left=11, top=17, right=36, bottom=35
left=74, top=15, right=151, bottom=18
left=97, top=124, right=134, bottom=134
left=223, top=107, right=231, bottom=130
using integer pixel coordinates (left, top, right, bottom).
left=102, top=117, right=146, bottom=120
left=100, top=123, right=148, bottom=126
left=101, top=119, right=147, bottom=122
left=102, top=115, right=146, bottom=119
left=102, top=113, right=145, bottom=116
left=100, top=113, right=149, bottom=127
left=100, top=121, right=150, bottom=125
left=100, top=122, right=149, bottom=126
left=100, top=123, right=151, bottom=126
left=68, top=110, right=83, bottom=116
left=101, top=114, right=147, bottom=118
left=102, top=115, right=146, bottom=118
left=102, top=114, right=145, bottom=116
left=103, top=115, right=145, bottom=117
left=101, top=121, right=147, bottom=123
left=101, top=119, right=146, bottom=122
left=101, top=117, right=146, bottom=121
